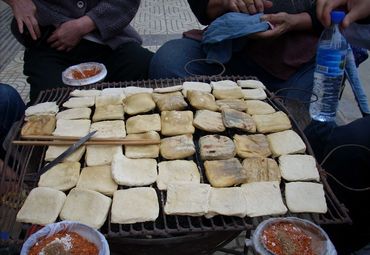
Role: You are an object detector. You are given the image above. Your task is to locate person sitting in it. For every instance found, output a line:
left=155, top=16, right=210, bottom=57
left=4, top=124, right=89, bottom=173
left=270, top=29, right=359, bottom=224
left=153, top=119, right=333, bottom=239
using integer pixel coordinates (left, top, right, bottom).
left=149, top=0, right=323, bottom=103
left=305, top=1, right=370, bottom=253
left=4, top=0, right=153, bottom=103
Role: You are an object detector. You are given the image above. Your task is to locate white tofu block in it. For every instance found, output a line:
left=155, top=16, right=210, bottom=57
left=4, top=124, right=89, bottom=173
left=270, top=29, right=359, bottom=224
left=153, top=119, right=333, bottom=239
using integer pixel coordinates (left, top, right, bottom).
left=38, top=162, right=80, bottom=191
left=25, top=102, right=59, bottom=117
left=52, top=119, right=91, bottom=137
left=279, top=155, right=320, bottom=182
left=267, top=130, right=306, bottom=157
left=85, top=145, right=123, bottom=166
left=90, top=120, right=126, bottom=138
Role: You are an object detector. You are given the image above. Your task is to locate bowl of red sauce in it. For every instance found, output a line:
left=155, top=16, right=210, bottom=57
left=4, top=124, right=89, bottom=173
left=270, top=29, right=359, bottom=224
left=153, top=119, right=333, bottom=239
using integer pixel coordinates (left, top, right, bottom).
left=62, top=62, right=107, bottom=86
left=251, top=217, right=336, bottom=255
left=21, top=221, right=109, bottom=255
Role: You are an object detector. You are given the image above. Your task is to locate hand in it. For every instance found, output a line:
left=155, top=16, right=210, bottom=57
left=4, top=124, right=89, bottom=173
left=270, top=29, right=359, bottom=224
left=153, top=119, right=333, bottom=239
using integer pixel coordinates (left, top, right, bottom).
left=6, top=0, right=40, bottom=40
left=226, top=0, right=273, bottom=14
left=252, top=12, right=294, bottom=39
left=317, top=0, right=370, bottom=28
left=47, top=16, right=95, bottom=52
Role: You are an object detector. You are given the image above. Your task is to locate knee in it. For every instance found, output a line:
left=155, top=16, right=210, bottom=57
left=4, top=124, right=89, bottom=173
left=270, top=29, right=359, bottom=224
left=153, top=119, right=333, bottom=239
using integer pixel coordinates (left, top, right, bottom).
left=149, top=39, right=199, bottom=79
left=0, top=84, right=22, bottom=103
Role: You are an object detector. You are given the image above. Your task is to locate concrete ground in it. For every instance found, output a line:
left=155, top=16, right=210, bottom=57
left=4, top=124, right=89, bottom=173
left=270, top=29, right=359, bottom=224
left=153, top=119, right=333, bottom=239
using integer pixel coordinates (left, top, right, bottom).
left=0, top=0, right=369, bottom=254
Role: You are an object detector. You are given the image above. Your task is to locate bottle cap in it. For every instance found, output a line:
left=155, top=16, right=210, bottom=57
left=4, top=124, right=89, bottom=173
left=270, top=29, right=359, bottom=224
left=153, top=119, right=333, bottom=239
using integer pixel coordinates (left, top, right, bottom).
left=331, top=11, right=345, bottom=24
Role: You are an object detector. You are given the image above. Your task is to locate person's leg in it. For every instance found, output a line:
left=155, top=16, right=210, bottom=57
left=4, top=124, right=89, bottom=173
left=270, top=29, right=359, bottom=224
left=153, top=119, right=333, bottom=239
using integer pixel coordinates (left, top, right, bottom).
left=149, top=38, right=225, bottom=79
left=103, top=42, right=153, bottom=82
left=0, top=84, right=25, bottom=159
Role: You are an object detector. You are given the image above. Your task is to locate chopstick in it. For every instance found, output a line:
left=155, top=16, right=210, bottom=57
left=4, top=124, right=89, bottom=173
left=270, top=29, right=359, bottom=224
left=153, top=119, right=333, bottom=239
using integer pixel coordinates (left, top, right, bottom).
left=13, top=136, right=160, bottom=146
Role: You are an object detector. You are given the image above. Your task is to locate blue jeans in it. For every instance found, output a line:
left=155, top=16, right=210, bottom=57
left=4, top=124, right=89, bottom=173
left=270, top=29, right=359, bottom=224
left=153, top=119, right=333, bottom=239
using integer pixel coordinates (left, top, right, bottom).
left=0, top=84, right=25, bottom=156
left=149, top=38, right=315, bottom=102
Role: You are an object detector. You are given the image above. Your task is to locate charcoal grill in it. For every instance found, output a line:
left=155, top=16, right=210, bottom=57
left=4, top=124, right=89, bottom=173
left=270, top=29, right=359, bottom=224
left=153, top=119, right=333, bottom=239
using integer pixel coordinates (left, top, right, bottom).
left=0, top=75, right=351, bottom=254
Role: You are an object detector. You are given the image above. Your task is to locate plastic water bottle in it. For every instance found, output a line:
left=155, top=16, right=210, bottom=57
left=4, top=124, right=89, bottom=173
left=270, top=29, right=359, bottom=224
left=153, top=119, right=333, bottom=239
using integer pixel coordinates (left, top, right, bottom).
left=309, top=11, right=348, bottom=122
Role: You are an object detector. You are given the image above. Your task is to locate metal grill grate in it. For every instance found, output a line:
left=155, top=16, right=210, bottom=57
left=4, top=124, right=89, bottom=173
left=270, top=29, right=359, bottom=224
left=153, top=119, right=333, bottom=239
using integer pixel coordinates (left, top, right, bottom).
left=0, top=75, right=351, bottom=245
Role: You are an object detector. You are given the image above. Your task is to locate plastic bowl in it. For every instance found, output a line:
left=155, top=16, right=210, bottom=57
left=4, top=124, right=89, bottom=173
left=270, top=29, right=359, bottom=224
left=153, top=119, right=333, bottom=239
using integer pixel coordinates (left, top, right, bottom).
left=251, top=217, right=337, bottom=255
left=21, top=221, right=109, bottom=255
left=62, top=62, right=107, bottom=86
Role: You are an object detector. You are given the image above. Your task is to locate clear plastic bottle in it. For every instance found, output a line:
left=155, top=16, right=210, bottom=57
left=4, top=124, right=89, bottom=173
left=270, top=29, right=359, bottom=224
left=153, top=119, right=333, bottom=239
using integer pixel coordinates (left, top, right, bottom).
left=309, top=11, right=348, bottom=122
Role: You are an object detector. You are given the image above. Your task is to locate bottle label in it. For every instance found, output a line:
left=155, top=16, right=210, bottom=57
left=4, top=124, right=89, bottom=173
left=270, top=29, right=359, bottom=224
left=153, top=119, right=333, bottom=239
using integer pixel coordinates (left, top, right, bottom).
left=316, top=47, right=346, bottom=77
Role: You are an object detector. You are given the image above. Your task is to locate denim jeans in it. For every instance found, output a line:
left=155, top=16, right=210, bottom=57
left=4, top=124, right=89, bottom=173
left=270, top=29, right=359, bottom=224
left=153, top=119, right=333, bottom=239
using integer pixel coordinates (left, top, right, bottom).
left=149, top=38, right=315, bottom=103
left=0, top=84, right=25, bottom=156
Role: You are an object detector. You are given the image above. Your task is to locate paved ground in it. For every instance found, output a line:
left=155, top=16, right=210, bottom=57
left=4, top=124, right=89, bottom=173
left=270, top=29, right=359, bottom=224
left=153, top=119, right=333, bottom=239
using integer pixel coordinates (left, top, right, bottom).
left=0, top=1, right=369, bottom=253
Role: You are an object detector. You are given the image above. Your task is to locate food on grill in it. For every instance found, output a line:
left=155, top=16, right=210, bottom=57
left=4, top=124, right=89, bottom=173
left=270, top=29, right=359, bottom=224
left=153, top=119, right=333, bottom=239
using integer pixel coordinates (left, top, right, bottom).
left=62, top=97, right=95, bottom=108
left=164, top=182, right=211, bottom=216
left=237, top=79, right=266, bottom=89
left=45, top=145, right=86, bottom=162
left=210, top=80, right=238, bottom=89
left=60, top=188, right=111, bottom=229
left=252, top=111, right=292, bottom=133
left=76, top=165, right=118, bottom=196
left=28, top=230, right=99, bottom=255
left=233, top=134, right=271, bottom=158
left=52, top=119, right=91, bottom=137
left=244, top=100, right=276, bottom=115
left=204, top=158, right=246, bottom=187
left=25, top=102, right=59, bottom=117
left=212, top=87, right=244, bottom=100
left=21, top=115, right=56, bottom=136
left=56, top=107, right=91, bottom=120
left=101, top=87, right=125, bottom=97
left=111, top=153, right=157, bottom=186
left=38, top=162, right=80, bottom=191
left=182, top=81, right=212, bottom=97
left=199, top=135, right=235, bottom=160
left=285, top=182, right=327, bottom=213
left=206, top=187, right=247, bottom=218
left=123, top=86, right=153, bottom=96
left=279, top=155, right=320, bottom=182
left=161, top=110, right=194, bottom=136
left=90, top=120, right=126, bottom=138
left=267, top=130, right=306, bottom=157
left=193, top=110, right=225, bottom=133
left=111, top=187, right=159, bottom=224
left=124, top=93, right=156, bottom=115
left=157, top=160, right=200, bottom=190
left=221, top=108, right=256, bottom=132
left=242, top=88, right=267, bottom=100
left=16, top=187, right=66, bottom=225
left=187, top=90, right=219, bottom=111
left=95, top=94, right=124, bottom=107
left=124, top=131, right=160, bottom=158
left=152, top=92, right=188, bottom=111
left=160, top=134, right=195, bottom=160
left=85, top=145, right=122, bottom=166
left=216, top=99, right=248, bottom=111
left=242, top=158, right=281, bottom=183
left=70, top=89, right=101, bottom=97
left=126, top=114, right=161, bottom=134
left=241, top=181, right=287, bottom=217
left=153, top=85, right=183, bottom=93
left=92, top=104, right=124, bottom=122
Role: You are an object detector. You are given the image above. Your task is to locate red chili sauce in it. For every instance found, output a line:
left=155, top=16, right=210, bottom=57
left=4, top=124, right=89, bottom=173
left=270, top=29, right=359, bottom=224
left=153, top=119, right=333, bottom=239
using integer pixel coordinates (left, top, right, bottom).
left=261, top=222, right=315, bottom=255
left=72, top=67, right=100, bottom=79
left=29, top=230, right=99, bottom=255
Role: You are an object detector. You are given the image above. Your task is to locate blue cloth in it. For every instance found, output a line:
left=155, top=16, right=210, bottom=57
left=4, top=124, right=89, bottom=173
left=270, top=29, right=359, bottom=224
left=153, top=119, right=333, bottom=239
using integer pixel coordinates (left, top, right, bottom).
left=0, top=84, right=25, bottom=155
left=201, top=13, right=270, bottom=63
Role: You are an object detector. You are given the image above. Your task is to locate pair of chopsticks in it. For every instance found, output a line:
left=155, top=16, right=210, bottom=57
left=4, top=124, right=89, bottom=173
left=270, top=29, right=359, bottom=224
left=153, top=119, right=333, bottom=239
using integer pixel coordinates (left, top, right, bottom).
left=13, top=135, right=160, bottom=146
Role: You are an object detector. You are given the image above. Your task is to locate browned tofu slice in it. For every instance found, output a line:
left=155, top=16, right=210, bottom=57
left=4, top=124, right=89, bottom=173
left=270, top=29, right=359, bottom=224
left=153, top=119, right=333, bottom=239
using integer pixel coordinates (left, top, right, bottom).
left=204, top=158, right=246, bottom=187
left=242, top=158, right=281, bottom=183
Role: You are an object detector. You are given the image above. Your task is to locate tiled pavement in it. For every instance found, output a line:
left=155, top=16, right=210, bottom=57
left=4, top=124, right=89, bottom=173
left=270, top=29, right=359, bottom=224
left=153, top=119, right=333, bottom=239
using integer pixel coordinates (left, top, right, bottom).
left=0, top=1, right=369, bottom=253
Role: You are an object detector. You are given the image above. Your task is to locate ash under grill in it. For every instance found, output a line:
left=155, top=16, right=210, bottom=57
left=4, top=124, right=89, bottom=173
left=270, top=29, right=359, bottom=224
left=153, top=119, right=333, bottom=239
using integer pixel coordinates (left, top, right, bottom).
left=0, top=76, right=351, bottom=245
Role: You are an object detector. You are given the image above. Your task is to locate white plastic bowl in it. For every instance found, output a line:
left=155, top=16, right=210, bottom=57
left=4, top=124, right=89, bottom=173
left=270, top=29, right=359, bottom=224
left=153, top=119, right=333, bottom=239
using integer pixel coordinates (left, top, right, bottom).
left=62, top=62, right=107, bottom=86
left=21, top=221, right=109, bottom=255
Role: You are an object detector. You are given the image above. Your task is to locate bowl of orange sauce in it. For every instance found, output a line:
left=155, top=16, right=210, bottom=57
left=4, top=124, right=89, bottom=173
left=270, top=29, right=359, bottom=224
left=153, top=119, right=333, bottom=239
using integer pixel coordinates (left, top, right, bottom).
left=62, top=62, right=107, bottom=86
left=21, top=221, right=109, bottom=255
left=251, top=217, right=337, bottom=255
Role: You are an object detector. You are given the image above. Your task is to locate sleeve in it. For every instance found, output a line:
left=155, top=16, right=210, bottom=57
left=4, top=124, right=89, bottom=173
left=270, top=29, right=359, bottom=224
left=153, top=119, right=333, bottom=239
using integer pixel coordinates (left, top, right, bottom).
left=86, top=0, right=140, bottom=40
left=33, top=0, right=72, bottom=26
left=307, top=1, right=324, bottom=35
left=188, top=0, right=212, bottom=25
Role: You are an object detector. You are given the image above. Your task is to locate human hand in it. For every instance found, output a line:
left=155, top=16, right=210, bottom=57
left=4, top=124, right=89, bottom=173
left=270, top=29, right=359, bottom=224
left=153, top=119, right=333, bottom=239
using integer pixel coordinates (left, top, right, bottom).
left=224, top=0, right=273, bottom=14
left=317, top=0, right=370, bottom=28
left=47, top=16, right=95, bottom=52
left=6, top=0, right=40, bottom=40
left=252, top=12, right=294, bottom=39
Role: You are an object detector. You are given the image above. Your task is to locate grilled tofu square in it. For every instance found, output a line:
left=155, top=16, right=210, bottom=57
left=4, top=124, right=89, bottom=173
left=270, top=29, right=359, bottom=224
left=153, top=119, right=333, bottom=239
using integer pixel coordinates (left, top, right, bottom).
left=234, top=134, right=271, bottom=158
left=204, top=158, right=246, bottom=187
left=222, top=108, right=256, bottom=132
left=199, top=135, right=236, bottom=160
left=242, top=157, right=281, bottom=183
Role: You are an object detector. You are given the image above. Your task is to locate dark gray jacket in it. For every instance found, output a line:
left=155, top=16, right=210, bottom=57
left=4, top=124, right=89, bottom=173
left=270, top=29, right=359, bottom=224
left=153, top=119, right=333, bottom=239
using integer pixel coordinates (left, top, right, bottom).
left=33, top=0, right=142, bottom=49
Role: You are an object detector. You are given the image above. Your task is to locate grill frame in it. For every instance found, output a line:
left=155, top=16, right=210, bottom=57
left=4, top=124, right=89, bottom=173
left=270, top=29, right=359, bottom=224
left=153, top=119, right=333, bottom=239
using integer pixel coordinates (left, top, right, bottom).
left=0, top=75, right=351, bottom=245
